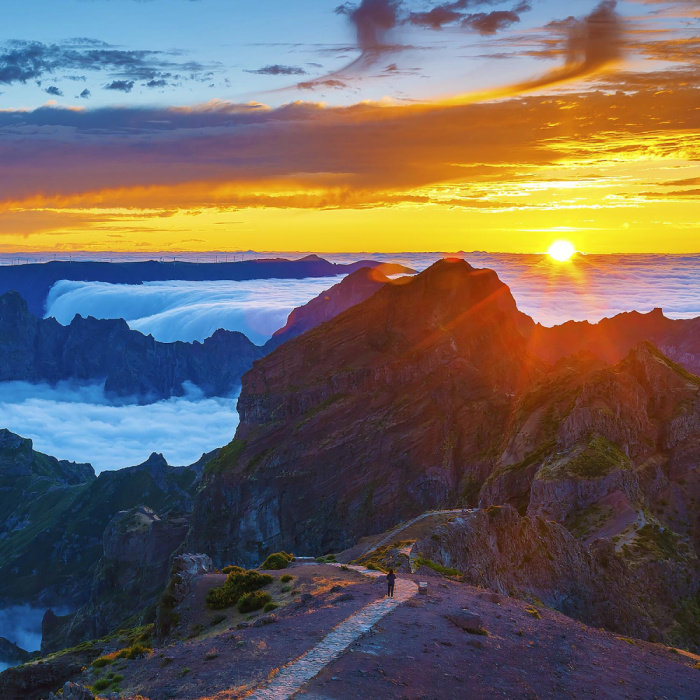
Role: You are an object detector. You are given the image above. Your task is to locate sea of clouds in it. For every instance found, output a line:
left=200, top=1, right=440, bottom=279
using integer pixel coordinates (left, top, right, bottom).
left=43, top=255, right=699, bottom=347
left=0, top=381, right=239, bottom=473
left=45, top=276, right=344, bottom=345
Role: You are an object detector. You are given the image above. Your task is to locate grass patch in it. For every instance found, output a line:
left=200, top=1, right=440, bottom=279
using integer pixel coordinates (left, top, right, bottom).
left=264, top=601, right=279, bottom=613
left=280, top=574, right=294, bottom=583
left=413, top=557, right=461, bottom=578
left=204, top=439, right=247, bottom=479
left=541, top=435, right=631, bottom=481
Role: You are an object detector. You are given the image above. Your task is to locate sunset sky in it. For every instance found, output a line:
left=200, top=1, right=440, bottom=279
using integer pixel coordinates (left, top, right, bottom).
left=0, top=0, right=697, bottom=253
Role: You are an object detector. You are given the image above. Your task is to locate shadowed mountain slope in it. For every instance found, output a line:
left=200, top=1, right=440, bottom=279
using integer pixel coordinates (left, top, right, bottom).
left=0, top=291, right=264, bottom=401
left=0, top=431, right=211, bottom=610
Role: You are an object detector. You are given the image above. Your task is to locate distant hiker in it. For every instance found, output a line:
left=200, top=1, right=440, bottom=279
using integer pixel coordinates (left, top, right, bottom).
left=387, top=569, right=396, bottom=598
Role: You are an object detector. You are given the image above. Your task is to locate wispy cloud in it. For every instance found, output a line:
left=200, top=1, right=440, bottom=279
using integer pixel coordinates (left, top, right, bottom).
left=0, top=38, right=221, bottom=93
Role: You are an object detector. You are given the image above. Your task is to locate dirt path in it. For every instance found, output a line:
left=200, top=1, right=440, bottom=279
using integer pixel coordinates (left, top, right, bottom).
left=356, top=509, right=466, bottom=560
left=614, top=509, right=647, bottom=551
left=249, top=566, right=417, bottom=699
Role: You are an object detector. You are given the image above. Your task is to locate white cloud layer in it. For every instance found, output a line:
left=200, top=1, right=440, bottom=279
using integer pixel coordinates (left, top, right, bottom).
left=45, top=277, right=344, bottom=345
left=0, top=381, right=238, bottom=473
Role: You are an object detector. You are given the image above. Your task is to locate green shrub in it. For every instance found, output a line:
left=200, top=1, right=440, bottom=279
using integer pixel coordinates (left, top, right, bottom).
left=91, top=656, right=113, bottom=668
left=119, top=644, right=150, bottom=660
left=280, top=585, right=292, bottom=593
left=222, top=565, right=245, bottom=575
left=178, top=667, right=191, bottom=678
left=93, top=679, right=111, bottom=692
left=280, top=574, right=294, bottom=583
left=210, top=613, right=227, bottom=626
left=237, top=591, right=272, bottom=614
left=340, top=565, right=349, bottom=571
left=206, top=569, right=274, bottom=610
left=260, top=552, right=295, bottom=570
left=315, top=556, right=325, bottom=563
left=264, top=601, right=279, bottom=613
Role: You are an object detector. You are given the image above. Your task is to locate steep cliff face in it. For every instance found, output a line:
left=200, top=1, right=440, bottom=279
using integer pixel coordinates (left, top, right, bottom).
left=264, top=266, right=391, bottom=351
left=189, top=260, right=543, bottom=565
left=0, top=291, right=264, bottom=401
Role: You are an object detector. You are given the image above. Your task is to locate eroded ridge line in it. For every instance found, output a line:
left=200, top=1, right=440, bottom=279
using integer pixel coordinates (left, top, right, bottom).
left=249, top=566, right=417, bottom=700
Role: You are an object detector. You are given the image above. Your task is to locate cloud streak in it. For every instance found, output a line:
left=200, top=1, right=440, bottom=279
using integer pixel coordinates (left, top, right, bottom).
left=0, top=39, right=220, bottom=91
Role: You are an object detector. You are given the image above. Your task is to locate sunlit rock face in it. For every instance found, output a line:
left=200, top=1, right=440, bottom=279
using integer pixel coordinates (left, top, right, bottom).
left=189, top=259, right=544, bottom=565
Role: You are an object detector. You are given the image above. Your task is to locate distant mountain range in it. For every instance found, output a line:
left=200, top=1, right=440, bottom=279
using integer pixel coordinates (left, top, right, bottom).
left=0, top=291, right=264, bottom=402
left=0, top=255, right=414, bottom=316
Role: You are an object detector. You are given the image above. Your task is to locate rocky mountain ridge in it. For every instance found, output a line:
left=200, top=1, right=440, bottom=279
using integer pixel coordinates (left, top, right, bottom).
left=0, top=432, right=209, bottom=611
left=0, top=291, right=264, bottom=401
left=189, top=259, right=699, bottom=649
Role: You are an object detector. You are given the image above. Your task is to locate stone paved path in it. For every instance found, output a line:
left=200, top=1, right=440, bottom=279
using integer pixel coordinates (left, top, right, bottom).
left=249, top=566, right=417, bottom=699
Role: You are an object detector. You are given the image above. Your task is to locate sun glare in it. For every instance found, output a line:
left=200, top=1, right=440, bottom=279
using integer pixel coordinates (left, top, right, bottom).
left=547, top=240, right=576, bottom=262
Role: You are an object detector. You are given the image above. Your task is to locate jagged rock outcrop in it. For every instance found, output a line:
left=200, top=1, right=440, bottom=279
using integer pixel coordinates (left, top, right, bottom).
left=414, top=505, right=698, bottom=648
left=264, top=266, right=391, bottom=351
left=48, top=682, right=94, bottom=700
left=189, top=259, right=543, bottom=565
left=0, top=443, right=209, bottom=611
left=0, top=291, right=264, bottom=402
left=42, top=503, right=190, bottom=653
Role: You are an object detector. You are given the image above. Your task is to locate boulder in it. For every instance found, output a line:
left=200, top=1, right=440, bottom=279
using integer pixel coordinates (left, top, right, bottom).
left=445, top=610, right=484, bottom=633
left=48, top=682, right=94, bottom=700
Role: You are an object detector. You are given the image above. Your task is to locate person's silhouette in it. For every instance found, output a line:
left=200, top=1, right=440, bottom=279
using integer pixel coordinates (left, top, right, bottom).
left=386, top=569, right=396, bottom=598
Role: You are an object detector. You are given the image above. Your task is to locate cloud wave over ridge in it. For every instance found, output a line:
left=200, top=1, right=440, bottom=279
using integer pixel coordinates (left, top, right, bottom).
left=46, top=277, right=342, bottom=344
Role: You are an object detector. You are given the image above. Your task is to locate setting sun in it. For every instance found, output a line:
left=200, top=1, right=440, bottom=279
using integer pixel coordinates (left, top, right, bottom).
left=547, top=240, right=576, bottom=262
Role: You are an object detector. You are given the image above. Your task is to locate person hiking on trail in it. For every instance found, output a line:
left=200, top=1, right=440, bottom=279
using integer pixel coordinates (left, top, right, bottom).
left=386, top=569, right=396, bottom=598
